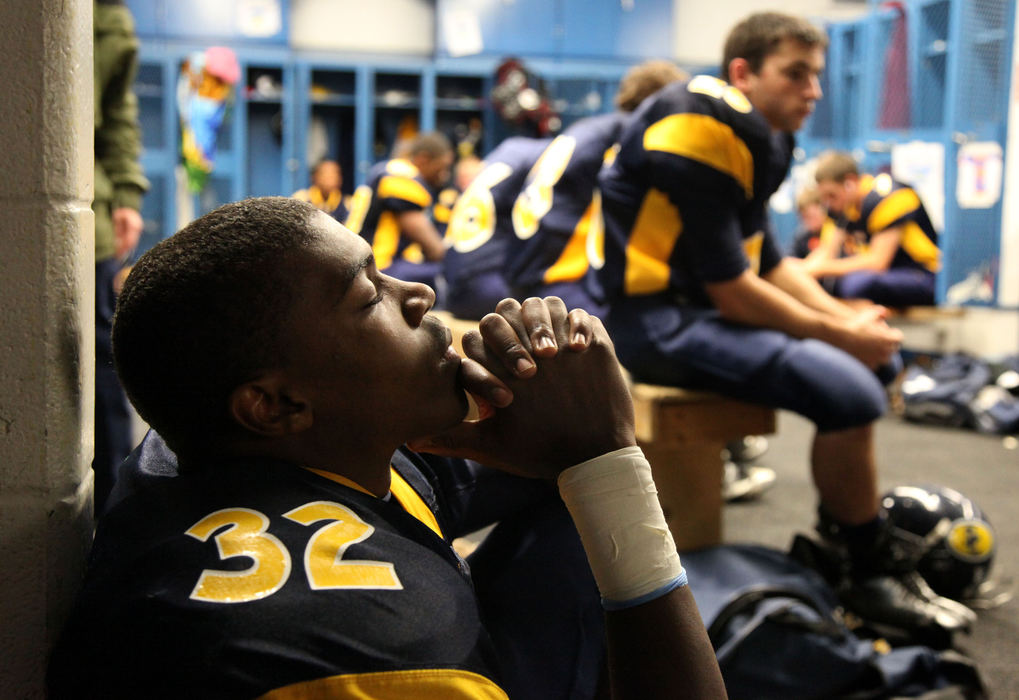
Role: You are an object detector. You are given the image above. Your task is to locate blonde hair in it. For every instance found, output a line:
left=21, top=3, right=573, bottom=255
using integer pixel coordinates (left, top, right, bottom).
left=615, top=60, right=688, bottom=112
left=796, top=186, right=823, bottom=211
left=814, top=151, right=859, bottom=183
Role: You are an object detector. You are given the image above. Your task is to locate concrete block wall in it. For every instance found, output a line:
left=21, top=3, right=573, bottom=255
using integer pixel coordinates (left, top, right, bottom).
left=0, top=0, right=94, bottom=696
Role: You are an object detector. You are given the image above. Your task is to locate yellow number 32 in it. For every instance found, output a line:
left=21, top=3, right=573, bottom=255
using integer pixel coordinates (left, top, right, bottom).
left=185, top=502, right=402, bottom=604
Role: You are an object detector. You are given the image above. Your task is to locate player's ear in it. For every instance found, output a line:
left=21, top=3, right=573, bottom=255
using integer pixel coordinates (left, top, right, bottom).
left=229, top=373, right=313, bottom=436
left=727, top=57, right=752, bottom=89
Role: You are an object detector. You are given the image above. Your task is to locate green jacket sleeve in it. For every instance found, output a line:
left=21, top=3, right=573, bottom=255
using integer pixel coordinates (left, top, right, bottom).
left=94, top=2, right=149, bottom=213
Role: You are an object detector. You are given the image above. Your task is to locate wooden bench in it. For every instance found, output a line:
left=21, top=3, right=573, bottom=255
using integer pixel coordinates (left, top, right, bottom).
left=432, top=311, right=777, bottom=551
left=886, top=306, right=967, bottom=356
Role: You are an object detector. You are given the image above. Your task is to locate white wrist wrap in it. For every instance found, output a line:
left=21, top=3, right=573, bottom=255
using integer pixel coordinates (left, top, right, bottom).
left=558, top=446, right=685, bottom=608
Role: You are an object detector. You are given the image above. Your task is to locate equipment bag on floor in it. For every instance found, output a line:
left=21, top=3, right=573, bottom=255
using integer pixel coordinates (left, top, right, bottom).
left=682, top=544, right=986, bottom=700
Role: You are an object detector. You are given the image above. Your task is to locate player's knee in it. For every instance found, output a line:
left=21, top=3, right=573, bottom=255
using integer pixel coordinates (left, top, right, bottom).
left=820, top=371, right=886, bottom=431
left=787, top=339, right=887, bottom=431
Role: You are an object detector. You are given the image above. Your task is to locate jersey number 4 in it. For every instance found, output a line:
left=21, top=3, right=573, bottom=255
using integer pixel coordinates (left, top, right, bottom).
left=185, top=501, right=403, bottom=604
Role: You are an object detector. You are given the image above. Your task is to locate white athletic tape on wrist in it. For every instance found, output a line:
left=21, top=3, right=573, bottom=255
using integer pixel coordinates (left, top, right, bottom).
left=558, top=446, right=685, bottom=609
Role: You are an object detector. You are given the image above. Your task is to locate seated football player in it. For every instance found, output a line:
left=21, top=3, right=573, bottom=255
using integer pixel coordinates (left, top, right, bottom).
left=292, top=158, right=350, bottom=222
left=431, top=154, right=484, bottom=238
left=47, top=197, right=726, bottom=700
left=345, top=131, right=452, bottom=290
left=504, top=60, right=687, bottom=318
left=443, top=137, right=551, bottom=321
left=594, top=11, right=975, bottom=638
left=809, top=150, right=941, bottom=307
left=787, top=185, right=841, bottom=296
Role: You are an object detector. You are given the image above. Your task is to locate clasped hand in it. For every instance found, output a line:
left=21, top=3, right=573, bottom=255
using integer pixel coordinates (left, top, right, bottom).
left=409, top=297, right=636, bottom=479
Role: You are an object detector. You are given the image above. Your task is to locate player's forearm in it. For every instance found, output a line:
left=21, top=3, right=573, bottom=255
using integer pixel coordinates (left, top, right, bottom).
left=605, top=587, right=728, bottom=699
left=707, top=269, right=848, bottom=342
left=559, top=448, right=726, bottom=699
left=810, top=253, right=887, bottom=276
left=397, top=211, right=447, bottom=261
left=764, top=259, right=856, bottom=320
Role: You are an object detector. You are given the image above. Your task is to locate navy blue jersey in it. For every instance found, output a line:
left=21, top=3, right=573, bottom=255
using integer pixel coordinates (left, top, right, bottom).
left=442, top=137, right=551, bottom=288
left=594, top=76, right=792, bottom=307
left=48, top=431, right=511, bottom=699
left=345, top=159, right=434, bottom=269
left=504, top=112, right=626, bottom=290
left=839, top=173, right=940, bottom=273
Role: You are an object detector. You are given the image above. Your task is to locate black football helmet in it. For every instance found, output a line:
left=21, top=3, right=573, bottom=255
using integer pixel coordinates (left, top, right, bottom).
left=881, top=484, right=995, bottom=602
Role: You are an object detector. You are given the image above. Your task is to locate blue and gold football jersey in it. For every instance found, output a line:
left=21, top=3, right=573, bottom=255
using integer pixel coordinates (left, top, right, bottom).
left=292, top=185, right=350, bottom=223
left=48, top=431, right=509, bottom=699
left=840, top=173, right=941, bottom=273
left=432, top=185, right=461, bottom=237
left=443, top=137, right=551, bottom=288
left=504, top=112, right=626, bottom=290
left=594, top=76, right=793, bottom=306
left=345, top=158, right=435, bottom=270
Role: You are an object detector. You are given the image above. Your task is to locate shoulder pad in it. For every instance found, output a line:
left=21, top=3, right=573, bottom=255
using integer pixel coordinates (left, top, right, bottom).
left=874, top=173, right=895, bottom=197
left=386, top=159, right=421, bottom=178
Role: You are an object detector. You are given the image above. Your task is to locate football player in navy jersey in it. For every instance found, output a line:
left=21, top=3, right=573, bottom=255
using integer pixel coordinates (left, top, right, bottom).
left=48, top=197, right=726, bottom=699
left=345, top=131, right=452, bottom=289
left=504, top=60, right=687, bottom=318
left=432, top=154, right=484, bottom=238
left=810, top=150, right=941, bottom=306
left=292, top=159, right=350, bottom=222
left=595, top=12, right=975, bottom=636
left=443, top=136, right=552, bottom=320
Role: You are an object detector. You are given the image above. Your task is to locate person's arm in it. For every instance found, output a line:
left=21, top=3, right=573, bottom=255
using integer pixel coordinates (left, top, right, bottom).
left=412, top=297, right=728, bottom=699
left=397, top=209, right=446, bottom=261
left=764, top=257, right=860, bottom=320
left=802, top=223, right=845, bottom=267
left=706, top=267, right=900, bottom=369
left=95, top=3, right=149, bottom=259
left=804, top=228, right=900, bottom=278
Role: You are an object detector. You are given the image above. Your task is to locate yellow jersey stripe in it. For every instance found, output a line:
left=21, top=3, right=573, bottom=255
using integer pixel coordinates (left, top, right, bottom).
left=818, top=217, right=838, bottom=246
left=898, top=220, right=941, bottom=272
left=742, top=231, right=763, bottom=275
left=304, top=467, right=442, bottom=537
left=256, top=668, right=508, bottom=700
left=624, top=188, right=681, bottom=295
left=389, top=470, right=443, bottom=538
left=644, top=113, right=754, bottom=199
left=433, top=205, right=452, bottom=224
left=306, top=468, right=375, bottom=496
left=378, top=176, right=432, bottom=208
left=867, top=187, right=921, bottom=233
left=372, top=212, right=401, bottom=269
left=543, top=201, right=594, bottom=284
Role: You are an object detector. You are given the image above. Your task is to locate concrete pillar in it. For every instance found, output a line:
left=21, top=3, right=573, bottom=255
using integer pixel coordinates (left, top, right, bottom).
left=0, top=0, right=94, bottom=696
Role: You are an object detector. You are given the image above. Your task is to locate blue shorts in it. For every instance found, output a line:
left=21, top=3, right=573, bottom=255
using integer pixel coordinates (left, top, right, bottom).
left=606, top=297, right=898, bottom=433
left=835, top=268, right=935, bottom=307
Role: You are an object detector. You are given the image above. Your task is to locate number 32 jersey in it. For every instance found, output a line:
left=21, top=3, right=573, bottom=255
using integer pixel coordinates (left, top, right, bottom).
left=594, top=76, right=793, bottom=307
left=48, top=431, right=507, bottom=699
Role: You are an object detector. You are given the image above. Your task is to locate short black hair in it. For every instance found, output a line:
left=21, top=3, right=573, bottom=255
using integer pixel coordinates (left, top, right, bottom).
left=722, top=12, right=827, bottom=83
left=112, top=197, right=319, bottom=459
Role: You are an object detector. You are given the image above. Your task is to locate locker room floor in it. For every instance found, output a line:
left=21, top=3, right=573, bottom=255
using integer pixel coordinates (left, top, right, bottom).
left=726, top=410, right=1019, bottom=699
